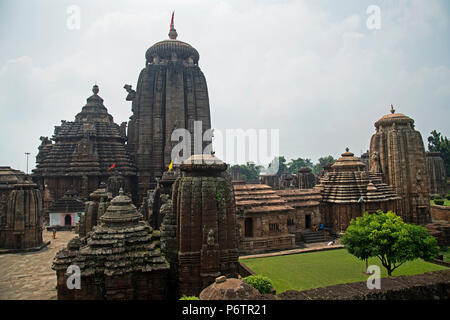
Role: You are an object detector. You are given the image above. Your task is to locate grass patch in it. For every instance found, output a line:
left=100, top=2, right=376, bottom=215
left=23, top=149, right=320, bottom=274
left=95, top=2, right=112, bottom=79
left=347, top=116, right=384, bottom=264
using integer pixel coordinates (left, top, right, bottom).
left=240, top=249, right=448, bottom=294
left=439, top=247, right=450, bottom=262
left=431, top=199, right=450, bottom=206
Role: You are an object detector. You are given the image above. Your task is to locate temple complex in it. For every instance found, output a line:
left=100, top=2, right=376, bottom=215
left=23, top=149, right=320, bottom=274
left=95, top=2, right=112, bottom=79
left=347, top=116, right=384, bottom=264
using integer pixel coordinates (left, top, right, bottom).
left=0, top=167, right=44, bottom=250
left=369, top=105, right=431, bottom=224
left=318, top=148, right=399, bottom=234
left=125, top=17, right=212, bottom=201
left=173, top=154, right=239, bottom=296
left=233, top=182, right=295, bottom=253
left=33, top=85, right=137, bottom=207
left=53, top=189, right=170, bottom=299
left=426, top=152, right=448, bottom=196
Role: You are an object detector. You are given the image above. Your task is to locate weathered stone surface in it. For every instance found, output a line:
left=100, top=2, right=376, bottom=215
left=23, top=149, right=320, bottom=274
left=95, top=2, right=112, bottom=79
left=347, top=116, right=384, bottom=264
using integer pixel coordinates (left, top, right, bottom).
left=33, top=85, right=136, bottom=207
left=276, top=270, right=450, bottom=300
left=53, top=189, right=169, bottom=299
left=199, top=276, right=263, bottom=300
left=126, top=24, right=212, bottom=201
left=426, top=152, right=448, bottom=196
left=317, top=148, right=399, bottom=234
left=0, top=167, right=43, bottom=250
left=296, top=167, right=316, bottom=189
left=233, top=182, right=296, bottom=254
left=174, top=154, right=239, bottom=297
left=369, top=106, right=431, bottom=224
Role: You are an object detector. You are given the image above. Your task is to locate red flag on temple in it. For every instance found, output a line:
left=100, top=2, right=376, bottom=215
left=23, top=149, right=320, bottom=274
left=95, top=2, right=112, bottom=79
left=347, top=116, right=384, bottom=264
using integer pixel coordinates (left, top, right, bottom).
left=108, top=163, right=116, bottom=171
left=170, top=11, right=174, bottom=29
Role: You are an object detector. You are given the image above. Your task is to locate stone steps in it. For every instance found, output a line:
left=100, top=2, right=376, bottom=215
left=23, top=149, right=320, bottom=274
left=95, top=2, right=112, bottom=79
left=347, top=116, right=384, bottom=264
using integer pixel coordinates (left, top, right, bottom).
left=302, top=231, right=329, bottom=244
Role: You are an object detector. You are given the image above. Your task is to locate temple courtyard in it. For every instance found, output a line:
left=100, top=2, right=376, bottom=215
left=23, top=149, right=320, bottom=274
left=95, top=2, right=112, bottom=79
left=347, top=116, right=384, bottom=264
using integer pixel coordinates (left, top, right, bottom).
left=240, top=249, right=449, bottom=294
left=0, top=230, right=75, bottom=300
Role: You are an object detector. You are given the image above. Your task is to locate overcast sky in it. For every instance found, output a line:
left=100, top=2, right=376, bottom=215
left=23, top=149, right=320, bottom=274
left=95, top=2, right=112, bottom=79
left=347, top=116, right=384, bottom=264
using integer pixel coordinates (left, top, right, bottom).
left=0, top=0, right=449, bottom=172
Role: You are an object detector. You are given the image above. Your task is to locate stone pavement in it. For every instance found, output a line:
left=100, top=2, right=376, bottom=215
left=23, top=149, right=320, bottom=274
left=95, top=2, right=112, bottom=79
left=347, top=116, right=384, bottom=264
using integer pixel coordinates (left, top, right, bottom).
left=239, top=242, right=344, bottom=260
left=0, top=230, right=75, bottom=300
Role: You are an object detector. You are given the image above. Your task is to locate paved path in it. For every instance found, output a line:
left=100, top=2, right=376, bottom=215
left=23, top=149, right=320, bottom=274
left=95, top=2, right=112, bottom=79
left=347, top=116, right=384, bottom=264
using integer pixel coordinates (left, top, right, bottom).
left=0, top=230, right=74, bottom=300
left=239, top=242, right=344, bottom=260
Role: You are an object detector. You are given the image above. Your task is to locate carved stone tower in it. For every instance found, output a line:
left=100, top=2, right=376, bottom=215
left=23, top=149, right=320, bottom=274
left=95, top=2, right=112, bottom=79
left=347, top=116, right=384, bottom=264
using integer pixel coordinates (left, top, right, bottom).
left=173, top=154, right=239, bottom=296
left=369, top=105, right=431, bottom=224
left=125, top=14, right=212, bottom=200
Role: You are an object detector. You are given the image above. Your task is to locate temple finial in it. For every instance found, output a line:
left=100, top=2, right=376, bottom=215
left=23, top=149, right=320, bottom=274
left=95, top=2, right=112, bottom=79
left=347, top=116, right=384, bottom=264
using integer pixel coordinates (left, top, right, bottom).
left=168, top=11, right=178, bottom=40
left=93, top=84, right=99, bottom=95
left=345, top=147, right=350, bottom=152
left=390, top=104, right=395, bottom=114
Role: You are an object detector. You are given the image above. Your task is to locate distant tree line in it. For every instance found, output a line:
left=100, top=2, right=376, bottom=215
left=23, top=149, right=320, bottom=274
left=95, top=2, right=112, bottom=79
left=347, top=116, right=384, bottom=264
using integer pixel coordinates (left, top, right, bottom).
left=228, top=155, right=337, bottom=183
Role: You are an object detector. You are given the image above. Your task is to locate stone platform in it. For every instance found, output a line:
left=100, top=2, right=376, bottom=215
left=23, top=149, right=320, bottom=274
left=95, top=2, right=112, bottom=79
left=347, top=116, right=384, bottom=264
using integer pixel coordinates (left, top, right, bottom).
left=0, top=230, right=75, bottom=300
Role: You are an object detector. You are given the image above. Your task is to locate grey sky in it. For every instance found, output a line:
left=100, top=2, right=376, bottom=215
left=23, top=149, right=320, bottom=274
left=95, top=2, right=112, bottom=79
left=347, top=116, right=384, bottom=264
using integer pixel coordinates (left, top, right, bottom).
left=0, top=0, right=449, bottom=173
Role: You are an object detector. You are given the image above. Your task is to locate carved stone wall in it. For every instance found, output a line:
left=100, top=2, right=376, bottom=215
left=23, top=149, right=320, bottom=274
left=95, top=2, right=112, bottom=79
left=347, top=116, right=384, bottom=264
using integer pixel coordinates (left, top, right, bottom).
left=369, top=107, right=431, bottom=224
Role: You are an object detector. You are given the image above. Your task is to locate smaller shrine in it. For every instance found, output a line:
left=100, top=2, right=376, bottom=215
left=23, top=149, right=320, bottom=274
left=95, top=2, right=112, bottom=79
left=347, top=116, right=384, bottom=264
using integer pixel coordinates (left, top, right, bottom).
left=53, top=189, right=169, bottom=300
left=318, top=148, right=399, bottom=235
left=48, top=190, right=84, bottom=230
left=0, top=167, right=44, bottom=250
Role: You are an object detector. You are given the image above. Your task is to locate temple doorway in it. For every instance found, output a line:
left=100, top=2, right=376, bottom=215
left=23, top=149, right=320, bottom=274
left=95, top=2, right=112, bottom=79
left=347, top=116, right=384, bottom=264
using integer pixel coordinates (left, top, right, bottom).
left=305, top=215, right=311, bottom=229
left=244, top=218, right=253, bottom=237
left=64, top=214, right=72, bottom=226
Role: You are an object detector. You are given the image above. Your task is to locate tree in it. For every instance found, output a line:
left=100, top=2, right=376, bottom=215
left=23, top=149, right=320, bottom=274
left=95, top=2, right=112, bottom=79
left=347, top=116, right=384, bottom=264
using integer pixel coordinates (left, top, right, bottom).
left=428, top=130, right=450, bottom=176
left=342, top=211, right=439, bottom=276
left=287, top=157, right=313, bottom=174
left=230, top=162, right=263, bottom=183
left=312, top=156, right=336, bottom=175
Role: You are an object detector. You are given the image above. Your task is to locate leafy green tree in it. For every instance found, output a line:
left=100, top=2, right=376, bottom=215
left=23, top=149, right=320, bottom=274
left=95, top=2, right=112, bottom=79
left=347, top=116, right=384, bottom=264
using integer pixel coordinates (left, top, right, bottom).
left=230, top=162, right=263, bottom=183
left=312, top=156, right=336, bottom=175
left=428, top=130, right=450, bottom=176
left=287, top=157, right=313, bottom=174
left=342, top=211, right=439, bottom=276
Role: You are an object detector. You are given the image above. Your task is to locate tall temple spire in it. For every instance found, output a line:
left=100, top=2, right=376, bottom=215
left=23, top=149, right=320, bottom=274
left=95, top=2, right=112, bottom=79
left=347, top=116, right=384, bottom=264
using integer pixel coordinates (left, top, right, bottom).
left=168, top=11, right=178, bottom=40
left=390, top=104, right=395, bottom=114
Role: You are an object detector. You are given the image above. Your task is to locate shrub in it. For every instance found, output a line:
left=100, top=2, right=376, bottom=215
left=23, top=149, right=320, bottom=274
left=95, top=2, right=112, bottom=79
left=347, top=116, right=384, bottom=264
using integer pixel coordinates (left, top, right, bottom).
left=446, top=194, right=450, bottom=200
left=243, top=275, right=273, bottom=294
left=179, top=296, right=199, bottom=300
left=431, top=194, right=439, bottom=200
left=434, top=200, right=445, bottom=205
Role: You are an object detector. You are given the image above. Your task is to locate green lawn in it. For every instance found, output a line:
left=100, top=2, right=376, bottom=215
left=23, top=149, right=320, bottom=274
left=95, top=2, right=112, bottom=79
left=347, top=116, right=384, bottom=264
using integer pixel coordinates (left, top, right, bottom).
left=240, top=249, right=448, bottom=293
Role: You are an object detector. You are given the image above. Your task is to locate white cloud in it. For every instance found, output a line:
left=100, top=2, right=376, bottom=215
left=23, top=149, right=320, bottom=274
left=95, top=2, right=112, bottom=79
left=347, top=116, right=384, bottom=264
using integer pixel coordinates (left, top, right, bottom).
left=0, top=0, right=448, bottom=171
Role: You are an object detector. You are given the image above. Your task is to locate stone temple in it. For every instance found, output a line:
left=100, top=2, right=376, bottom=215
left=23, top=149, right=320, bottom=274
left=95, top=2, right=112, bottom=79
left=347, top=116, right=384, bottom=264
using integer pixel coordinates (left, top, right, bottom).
left=125, top=18, right=212, bottom=201
left=0, top=167, right=44, bottom=250
left=369, top=105, right=431, bottom=224
left=33, top=85, right=137, bottom=207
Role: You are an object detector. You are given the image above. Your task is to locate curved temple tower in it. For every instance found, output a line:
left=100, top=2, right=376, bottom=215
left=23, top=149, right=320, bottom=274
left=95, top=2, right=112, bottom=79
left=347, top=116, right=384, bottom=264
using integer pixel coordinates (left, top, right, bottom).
left=126, top=14, right=212, bottom=200
left=369, top=105, right=431, bottom=224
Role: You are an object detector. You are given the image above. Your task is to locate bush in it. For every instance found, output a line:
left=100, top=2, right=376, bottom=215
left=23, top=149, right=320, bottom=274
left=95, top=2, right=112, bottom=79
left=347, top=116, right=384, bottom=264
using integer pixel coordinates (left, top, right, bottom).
left=431, top=194, right=439, bottom=200
left=179, top=296, right=199, bottom=300
left=446, top=194, right=450, bottom=200
left=243, top=275, right=273, bottom=294
left=434, top=200, right=445, bottom=205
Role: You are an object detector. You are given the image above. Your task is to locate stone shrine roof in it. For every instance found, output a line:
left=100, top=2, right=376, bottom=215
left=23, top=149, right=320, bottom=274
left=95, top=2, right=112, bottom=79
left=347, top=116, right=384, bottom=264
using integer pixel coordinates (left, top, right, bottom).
left=52, top=189, right=169, bottom=276
left=0, top=166, right=36, bottom=190
left=233, top=183, right=295, bottom=214
left=375, top=105, right=414, bottom=129
left=33, top=86, right=136, bottom=178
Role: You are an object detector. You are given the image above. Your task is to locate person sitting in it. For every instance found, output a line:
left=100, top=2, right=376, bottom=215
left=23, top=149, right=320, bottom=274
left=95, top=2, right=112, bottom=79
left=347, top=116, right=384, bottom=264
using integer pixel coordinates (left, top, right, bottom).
left=318, top=224, right=324, bottom=231
left=312, top=224, right=318, bottom=232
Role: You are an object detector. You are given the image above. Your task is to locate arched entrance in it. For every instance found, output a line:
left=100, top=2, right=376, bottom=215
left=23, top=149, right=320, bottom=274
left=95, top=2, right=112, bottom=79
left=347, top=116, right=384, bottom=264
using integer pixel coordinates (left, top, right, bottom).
left=64, top=214, right=72, bottom=226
